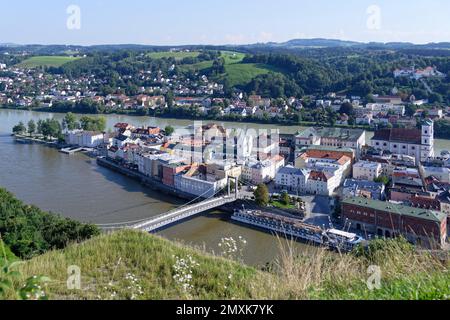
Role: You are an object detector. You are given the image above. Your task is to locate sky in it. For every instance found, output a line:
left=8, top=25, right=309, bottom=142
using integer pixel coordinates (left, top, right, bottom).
left=1, top=0, right=449, bottom=46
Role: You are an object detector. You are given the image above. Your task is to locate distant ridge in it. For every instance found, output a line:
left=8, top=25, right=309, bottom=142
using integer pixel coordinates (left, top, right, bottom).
left=1, top=39, right=450, bottom=51
left=248, top=38, right=450, bottom=50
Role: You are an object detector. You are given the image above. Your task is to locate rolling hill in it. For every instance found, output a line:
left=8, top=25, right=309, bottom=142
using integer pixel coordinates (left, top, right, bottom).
left=16, top=56, right=82, bottom=68
left=177, top=50, right=283, bottom=86
left=2, top=230, right=447, bottom=300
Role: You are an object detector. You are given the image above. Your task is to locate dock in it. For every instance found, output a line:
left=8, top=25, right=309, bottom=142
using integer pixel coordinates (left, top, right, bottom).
left=60, top=146, right=94, bottom=155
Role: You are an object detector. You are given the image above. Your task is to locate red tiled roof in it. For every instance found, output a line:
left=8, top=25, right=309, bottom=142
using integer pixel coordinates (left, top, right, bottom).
left=309, top=171, right=329, bottom=182
left=372, top=128, right=422, bottom=144
left=114, top=123, right=130, bottom=129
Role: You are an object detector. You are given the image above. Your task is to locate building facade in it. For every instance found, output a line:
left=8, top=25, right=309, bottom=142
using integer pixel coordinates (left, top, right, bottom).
left=353, top=160, right=383, bottom=181
left=371, top=120, right=435, bottom=163
left=342, top=197, right=447, bottom=248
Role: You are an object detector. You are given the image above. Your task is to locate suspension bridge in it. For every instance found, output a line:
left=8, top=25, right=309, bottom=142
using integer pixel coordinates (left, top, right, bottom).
left=98, top=177, right=241, bottom=233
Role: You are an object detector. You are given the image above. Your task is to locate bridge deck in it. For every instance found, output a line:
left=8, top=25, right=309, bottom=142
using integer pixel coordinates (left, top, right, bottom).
left=131, top=195, right=238, bottom=232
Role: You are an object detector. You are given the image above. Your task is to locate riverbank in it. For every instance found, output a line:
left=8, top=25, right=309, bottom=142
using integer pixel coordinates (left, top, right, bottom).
left=1, top=105, right=374, bottom=131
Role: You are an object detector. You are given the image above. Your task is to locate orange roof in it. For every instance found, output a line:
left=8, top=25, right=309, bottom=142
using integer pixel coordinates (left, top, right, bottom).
left=300, top=149, right=354, bottom=162
left=337, top=156, right=352, bottom=165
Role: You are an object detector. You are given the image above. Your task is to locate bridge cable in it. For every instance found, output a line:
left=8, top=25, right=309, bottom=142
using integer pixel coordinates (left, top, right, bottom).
left=97, top=182, right=230, bottom=228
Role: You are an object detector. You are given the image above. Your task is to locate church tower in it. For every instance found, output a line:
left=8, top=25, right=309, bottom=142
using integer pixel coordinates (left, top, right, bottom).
left=421, top=119, right=434, bottom=161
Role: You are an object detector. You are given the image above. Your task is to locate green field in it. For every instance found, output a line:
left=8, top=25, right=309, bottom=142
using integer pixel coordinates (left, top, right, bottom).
left=179, top=50, right=281, bottom=86
left=17, top=56, right=81, bottom=68
left=147, top=51, right=201, bottom=60
left=222, top=63, right=279, bottom=86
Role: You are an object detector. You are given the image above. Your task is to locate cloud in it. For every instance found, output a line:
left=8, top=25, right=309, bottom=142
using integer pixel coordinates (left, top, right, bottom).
left=224, top=34, right=247, bottom=44
left=258, top=31, right=274, bottom=43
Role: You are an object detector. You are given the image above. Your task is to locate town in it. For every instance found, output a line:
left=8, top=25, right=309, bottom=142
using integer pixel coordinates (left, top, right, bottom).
left=12, top=113, right=449, bottom=250
left=2, top=0, right=450, bottom=303
left=4, top=46, right=450, bottom=252
left=1, top=49, right=449, bottom=137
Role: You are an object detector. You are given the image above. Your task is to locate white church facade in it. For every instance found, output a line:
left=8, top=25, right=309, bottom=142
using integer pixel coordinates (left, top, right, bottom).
left=371, top=120, right=435, bottom=163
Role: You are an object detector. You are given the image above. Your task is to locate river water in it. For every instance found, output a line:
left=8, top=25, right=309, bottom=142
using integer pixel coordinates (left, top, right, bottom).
left=0, top=109, right=448, bottom=266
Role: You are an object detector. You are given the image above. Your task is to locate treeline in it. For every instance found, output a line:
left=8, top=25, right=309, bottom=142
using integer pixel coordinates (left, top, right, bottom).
left=13, top=113, right=107, bottom=138
left=0, top=188, right=100, bottom=259
left=242, top=52, right=450, bottom=102
left=50, top=99, right=105, bottom=114
left=434, top=120, right=450, bottom=139
left=243, top=53, right=339, bottom=96
left=179, top=50, right=221, bottom=65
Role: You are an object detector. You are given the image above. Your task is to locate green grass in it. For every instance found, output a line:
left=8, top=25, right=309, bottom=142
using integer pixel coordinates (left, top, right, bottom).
left=8, top=231, right=448, bottom=300
left=270, top=200, right=296, bottom=210
left=312, top=272, right=449, bottom=300
left=180, top=60, right=214, bottom=73
left=0, top=241, right=18, bottom=263
left=220, top=51, right=245, bottom=64
left=178, top=50, right=280, bottom=86
left=222, top=63, right=279, bottom=86
left=147, top=51, right=201, bottom=60
left=14, top=230, right=263, bottom=300
left=16, top=56, right=82, bottom=68
left=179, top=51, right=245, bottom=73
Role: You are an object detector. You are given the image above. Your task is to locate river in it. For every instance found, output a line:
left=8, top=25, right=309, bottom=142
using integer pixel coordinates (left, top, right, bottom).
left=0, top=109, right=448, bottom=266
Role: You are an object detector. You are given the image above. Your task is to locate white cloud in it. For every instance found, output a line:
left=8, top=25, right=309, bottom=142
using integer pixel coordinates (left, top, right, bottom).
left=258, top=31, right=274, bottom=43
left=224, top=34, right=247, bottom=44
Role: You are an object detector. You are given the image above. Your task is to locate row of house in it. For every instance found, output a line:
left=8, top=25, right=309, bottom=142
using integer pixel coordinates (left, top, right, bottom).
left=276, top=145, right=354, bottom=196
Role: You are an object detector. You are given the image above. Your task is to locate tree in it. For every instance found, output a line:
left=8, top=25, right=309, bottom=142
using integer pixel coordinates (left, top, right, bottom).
left=0, top=187, right=100, bottom=260
left=165, top=91, right=174, bottom=108
left=27, top=120, right=36, bottom=136
left=80, top=116, right=106, bottom=132
left=40, top=119, right=62, bottom=139
left=62, top=113, right=79, bottom=131
left=12, top=122, right=26, bottom=135
left=254, top=184, right=269, bottom=207
left=405, top=104, right=417, bottom=117
left=374, top=176, right=390, bottom=186
left=281, top=191, right=290, bottom=206
left=36, top=120, right=44, bottom=134
left=339, top=102, right=354, bottom=116
left=164, top=125, right=175, bottom=137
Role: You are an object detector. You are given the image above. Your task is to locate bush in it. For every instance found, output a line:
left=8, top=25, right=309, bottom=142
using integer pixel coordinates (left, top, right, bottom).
left=0, top=188, right=100, bottom=259
left=254, top=184, right=269, bottom=207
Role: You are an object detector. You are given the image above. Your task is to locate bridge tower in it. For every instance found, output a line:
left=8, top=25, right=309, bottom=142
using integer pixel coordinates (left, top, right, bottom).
left=227, top=176, right=239, bottom=199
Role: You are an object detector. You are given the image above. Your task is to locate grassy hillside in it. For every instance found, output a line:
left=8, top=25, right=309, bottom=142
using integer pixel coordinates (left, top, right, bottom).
left=221, top=63, right=281, bottom=87
left=147, top=51, right=201, bottom=60
left=16, top=56, right=82, bottom=68
left=179, top=51, right=282, bottom=86
left=4, top=231, right=448, bottom=300
left=0, top=242, right=18, bottom=263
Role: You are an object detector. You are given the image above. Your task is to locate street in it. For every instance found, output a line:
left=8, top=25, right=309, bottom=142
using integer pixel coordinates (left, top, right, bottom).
left=301, top=196, right=333, bottom=229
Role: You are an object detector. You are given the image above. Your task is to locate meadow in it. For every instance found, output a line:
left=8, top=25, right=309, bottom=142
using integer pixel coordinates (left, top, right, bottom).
left=177, top=50, right=282, bottom=86
left=16, top=56, right=82, bottom=68
left=2, top=230, right=448, bottom=300
left=147, top=51, right=201, bottom=60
